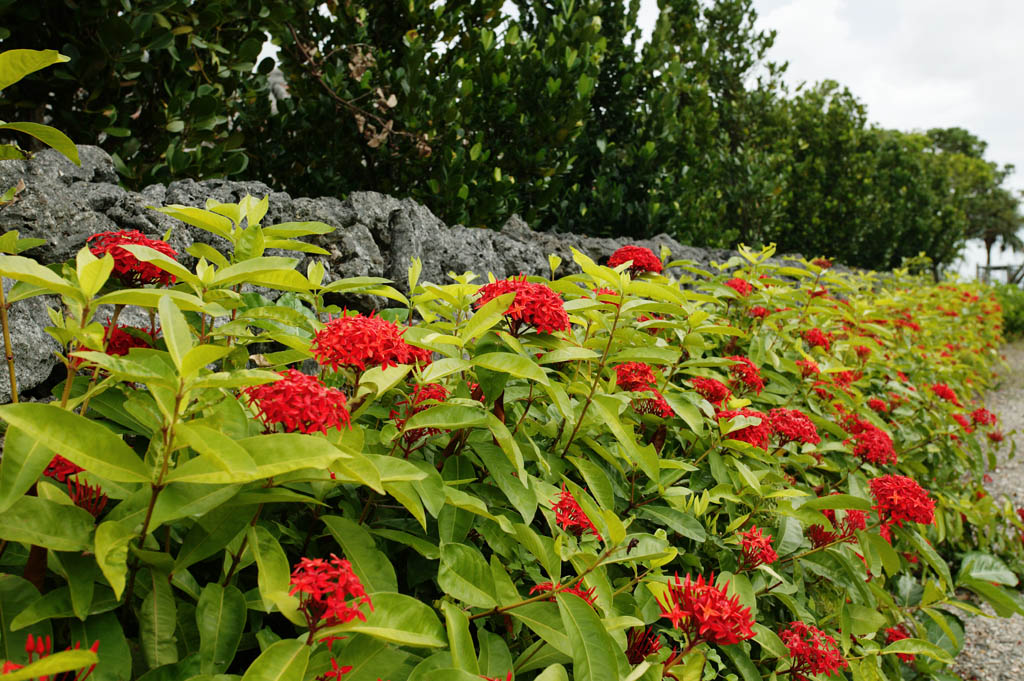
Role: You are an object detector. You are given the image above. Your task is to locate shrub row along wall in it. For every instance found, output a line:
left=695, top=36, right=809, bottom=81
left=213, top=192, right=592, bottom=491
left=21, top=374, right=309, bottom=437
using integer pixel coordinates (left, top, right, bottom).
left=0, top=186, right=1014, bottom=680
left=0, top=146, right=748, bottom=402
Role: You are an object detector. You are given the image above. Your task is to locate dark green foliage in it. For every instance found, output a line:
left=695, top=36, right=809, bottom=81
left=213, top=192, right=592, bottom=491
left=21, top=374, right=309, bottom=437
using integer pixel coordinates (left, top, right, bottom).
left=0, top=0, right=1019, bottom=271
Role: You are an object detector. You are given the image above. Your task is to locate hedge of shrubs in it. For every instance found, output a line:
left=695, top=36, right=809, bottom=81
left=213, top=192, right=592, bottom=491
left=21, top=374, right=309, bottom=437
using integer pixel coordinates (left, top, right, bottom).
left=0, top=195, right=1018, bottom=681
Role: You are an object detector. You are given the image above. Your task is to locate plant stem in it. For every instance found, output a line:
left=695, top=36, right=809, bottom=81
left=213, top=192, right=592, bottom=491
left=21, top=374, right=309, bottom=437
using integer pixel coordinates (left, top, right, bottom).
left=0, top=277, right=18, bottom=402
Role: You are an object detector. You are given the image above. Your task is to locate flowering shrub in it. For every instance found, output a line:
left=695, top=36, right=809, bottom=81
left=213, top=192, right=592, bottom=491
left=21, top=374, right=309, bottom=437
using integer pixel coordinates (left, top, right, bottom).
left=0, top=199, right=1015, bottom=680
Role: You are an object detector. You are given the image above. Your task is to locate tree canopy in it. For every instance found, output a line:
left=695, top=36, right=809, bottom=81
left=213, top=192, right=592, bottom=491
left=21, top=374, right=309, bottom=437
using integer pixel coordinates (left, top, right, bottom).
left=0, top=0, right=1019, bottom=271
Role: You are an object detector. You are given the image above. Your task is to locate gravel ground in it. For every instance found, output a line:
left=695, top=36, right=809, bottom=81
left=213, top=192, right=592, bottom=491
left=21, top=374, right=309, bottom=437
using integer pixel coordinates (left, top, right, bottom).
left=953, top=341, right=1024, bottom=681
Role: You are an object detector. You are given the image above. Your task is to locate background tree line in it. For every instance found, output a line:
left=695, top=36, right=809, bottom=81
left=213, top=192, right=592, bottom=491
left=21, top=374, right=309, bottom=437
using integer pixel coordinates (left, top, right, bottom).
left=1, top=0, right=1019, bottom=272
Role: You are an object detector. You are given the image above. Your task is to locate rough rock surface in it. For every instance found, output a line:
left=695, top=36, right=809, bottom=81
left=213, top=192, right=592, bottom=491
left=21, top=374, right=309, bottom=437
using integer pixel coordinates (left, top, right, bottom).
left=0, top=145, right=772, bottom=399
left=954, top=341, right=1024, bottom=681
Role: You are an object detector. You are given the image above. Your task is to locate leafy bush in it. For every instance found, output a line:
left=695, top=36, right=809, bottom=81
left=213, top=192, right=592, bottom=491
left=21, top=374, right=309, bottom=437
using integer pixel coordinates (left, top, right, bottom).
left=992, top=283, right=1024, bottom=338
left=0, top=195, right=1017, bottom=681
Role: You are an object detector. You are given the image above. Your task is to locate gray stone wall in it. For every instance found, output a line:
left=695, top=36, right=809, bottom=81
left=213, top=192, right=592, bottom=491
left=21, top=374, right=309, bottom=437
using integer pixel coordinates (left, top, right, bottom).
left=0, top=145, right=743, bottom=401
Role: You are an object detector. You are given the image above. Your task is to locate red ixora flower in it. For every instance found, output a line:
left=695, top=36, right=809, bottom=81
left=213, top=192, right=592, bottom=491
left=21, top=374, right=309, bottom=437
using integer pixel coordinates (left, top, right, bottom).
left=625, top=627, right=662, bottom=664
left=929, top=382, right=961, bottom=406
left=769, top=408, right=820, bottom=445
left=390, top=383, right=450, bottom=444
left=289, top=555, right=373, bottom=636
left=725, top=278, right=752, bottom=297
left=972, top=408, right=997, bottom=426
left=105, top=324, right=155, bottom=356
left=86, top=229, right=178, bottom=287
left=726, top=356, right=764, bottom=395
left=481, top=673, right=513, bottom=681
left=691, top=377, right=732, bottom=407
left=529, top=582, right=597, bottom=606
left=616, top=362, right=658, bottom=392
left=811, top=257, right=833, bottom=269
left=796, top=358, right=820, bottom=379
left=870, top=475, right=935, bottom=541
left=67, top=477, right=108, bottom=518
left=552, top=484, right=602, bottom=541
left=608, top=245, right=663, bottom=277
left=867, top=398, right=888, bottom=413
left=854, top=345, right=872, bottom=362
left=718, top=408, right=773, bottom=450
left=44, top=455, right=83, bottom=483
left=842, top=415, right=896, bottom=466
left=803, top=328, right=832, bottom=351
left=779, top=621, right=847, bottom=681
left=952, top=412, right=974, bottom=433
left=988, top=430, right=1005, bottom=443
left=244, top=369, right=350, bottom=435
left=475, top=276, right=570, bottom=335
left=311, top=313, right=431, bottom=372
left=806, top=496, right=868, bottom=548
left=885, top=625, right=916, bottom=663
left=657, top=573, right=755, bottom=647
left=739, top=526, right=778, bottom=569
left=1, top=633, right=100, bottom=680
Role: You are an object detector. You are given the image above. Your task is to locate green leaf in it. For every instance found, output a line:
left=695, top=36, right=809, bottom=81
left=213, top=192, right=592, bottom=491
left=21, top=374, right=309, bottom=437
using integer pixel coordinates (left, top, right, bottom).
left=0, top=49, right=69, bottom=91
left=0, top=425, right=53, bottom=512
left=718, top=644, right=760, bottom=681
left=0, top=495, right=94, bottom=551
left=895, top=527, right=952, bottom=589
left=152, top=205, right=234, bottom=240
left=881, top=637, right=953, bottom=663
left=175, top=423, right=258, bottom=478
left=637, top=506, right=706, bottom=542
left=69, top=612, right=131, bottom=681
left=556, top=593, right=619, bottom=681
left=403, top=404, right=488, bottom=432
left=322, top=516, right=398, bottom=593
left=320, top=592, right=445, bottom=648
left=240, top=639, right=309, bottom=681
left=159, top=295, right=193, bottom=370
left=0, top=403, right=150, bottom=482
left=140, top=570, right=178, bottom=669
left=0, top=122, right=78, bottom=165
left=0, top=254, right=80, bottom=300
left=473, top=352, right=550, bottom=385
left=441, top=601, right=478, bottom=674
left=167, top=433, right=349, bottom=484
left=248, top=526, right=300, bottom=624
left=957, top=552, right=1018, bottom=587
left=94, top=520, right=136, bottom=599
left=460, top=293, right=514, bottom=342
left=213, top=258, right=301, bottom=288
left=511, top=603, right=570, bottom=655
left=801, top=494, right=872, bottom=512
left=438, top=542, right=497, bottom=609
left=0, top=651, right=99, bottom=681
left=197, top=584, right=247, bottom=675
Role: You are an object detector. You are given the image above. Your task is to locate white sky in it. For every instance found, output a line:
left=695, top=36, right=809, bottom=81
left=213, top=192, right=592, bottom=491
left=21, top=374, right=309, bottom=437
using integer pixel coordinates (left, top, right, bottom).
left=636, top=0, right=1024, bottom=275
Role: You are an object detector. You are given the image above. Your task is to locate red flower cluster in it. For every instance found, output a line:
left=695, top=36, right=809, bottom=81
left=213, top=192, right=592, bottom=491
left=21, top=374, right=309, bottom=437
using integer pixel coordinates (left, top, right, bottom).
left=475, top=276, right=570, bottom=335
left=657, top=573, right=755, bottom=646
left=843, top=415, right=896, bottom=465
left=803, top=328, right=832, bottom=351
left=854, top=345, right=872, bottom=361
left=726, top=356, right=764, bottom=394
left=739, top=526, right=777, bottom=569
left=718, top=408, right=773, bottom=450
left=390, top=383, right=450, bottom=443
left=289, top=555, right=373, bottom=633
left=2, top=634, right=100, bottom=679
left=971, top=408, right=997, bottom=426
left=867, top=398, right=888, bottom=413
left=616, top=362, right=657, bottom=391
left=625, top=627, right=662, bottom=664
left=552, top=484, right=602, bottom=540
left=67, top=477, right=108, bottom=518
left=529, top=581, right=597, bottom=606
left=811, top=258, right=833, bottom=269
left=989, top=430, right=1005, bottom=443
left=951, top=412, right=973, bottom=433
left=608, top=245, right=663, bottom=277
left=725, top=278, right=752, bottom=296
left=87, top=229, right=178, bottom=287
left=105, top=324, right=154, bottom=356
left=691, top=377, right=732, bottom=406
left=929, top=382, right=960, bottom=406
left=244, top=369, right=351, bottom=435
left=806, top=501, right=867, bottom=548
left=870, top=475, right=935, bottom=541
left=779, top=621, right=847, bottom=681
left=770, top=408, right=820, bottom=445
left=311, top=313, right=431, bottom=371
left=796, top=358, right=820, bottom=378
left=616, top=362, right=672, bottom=418
left=749, top=305, right=770, bottom=319
left=44, top=455, right=83, bottom=483
left=885, top=625, right=915, bottom=663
